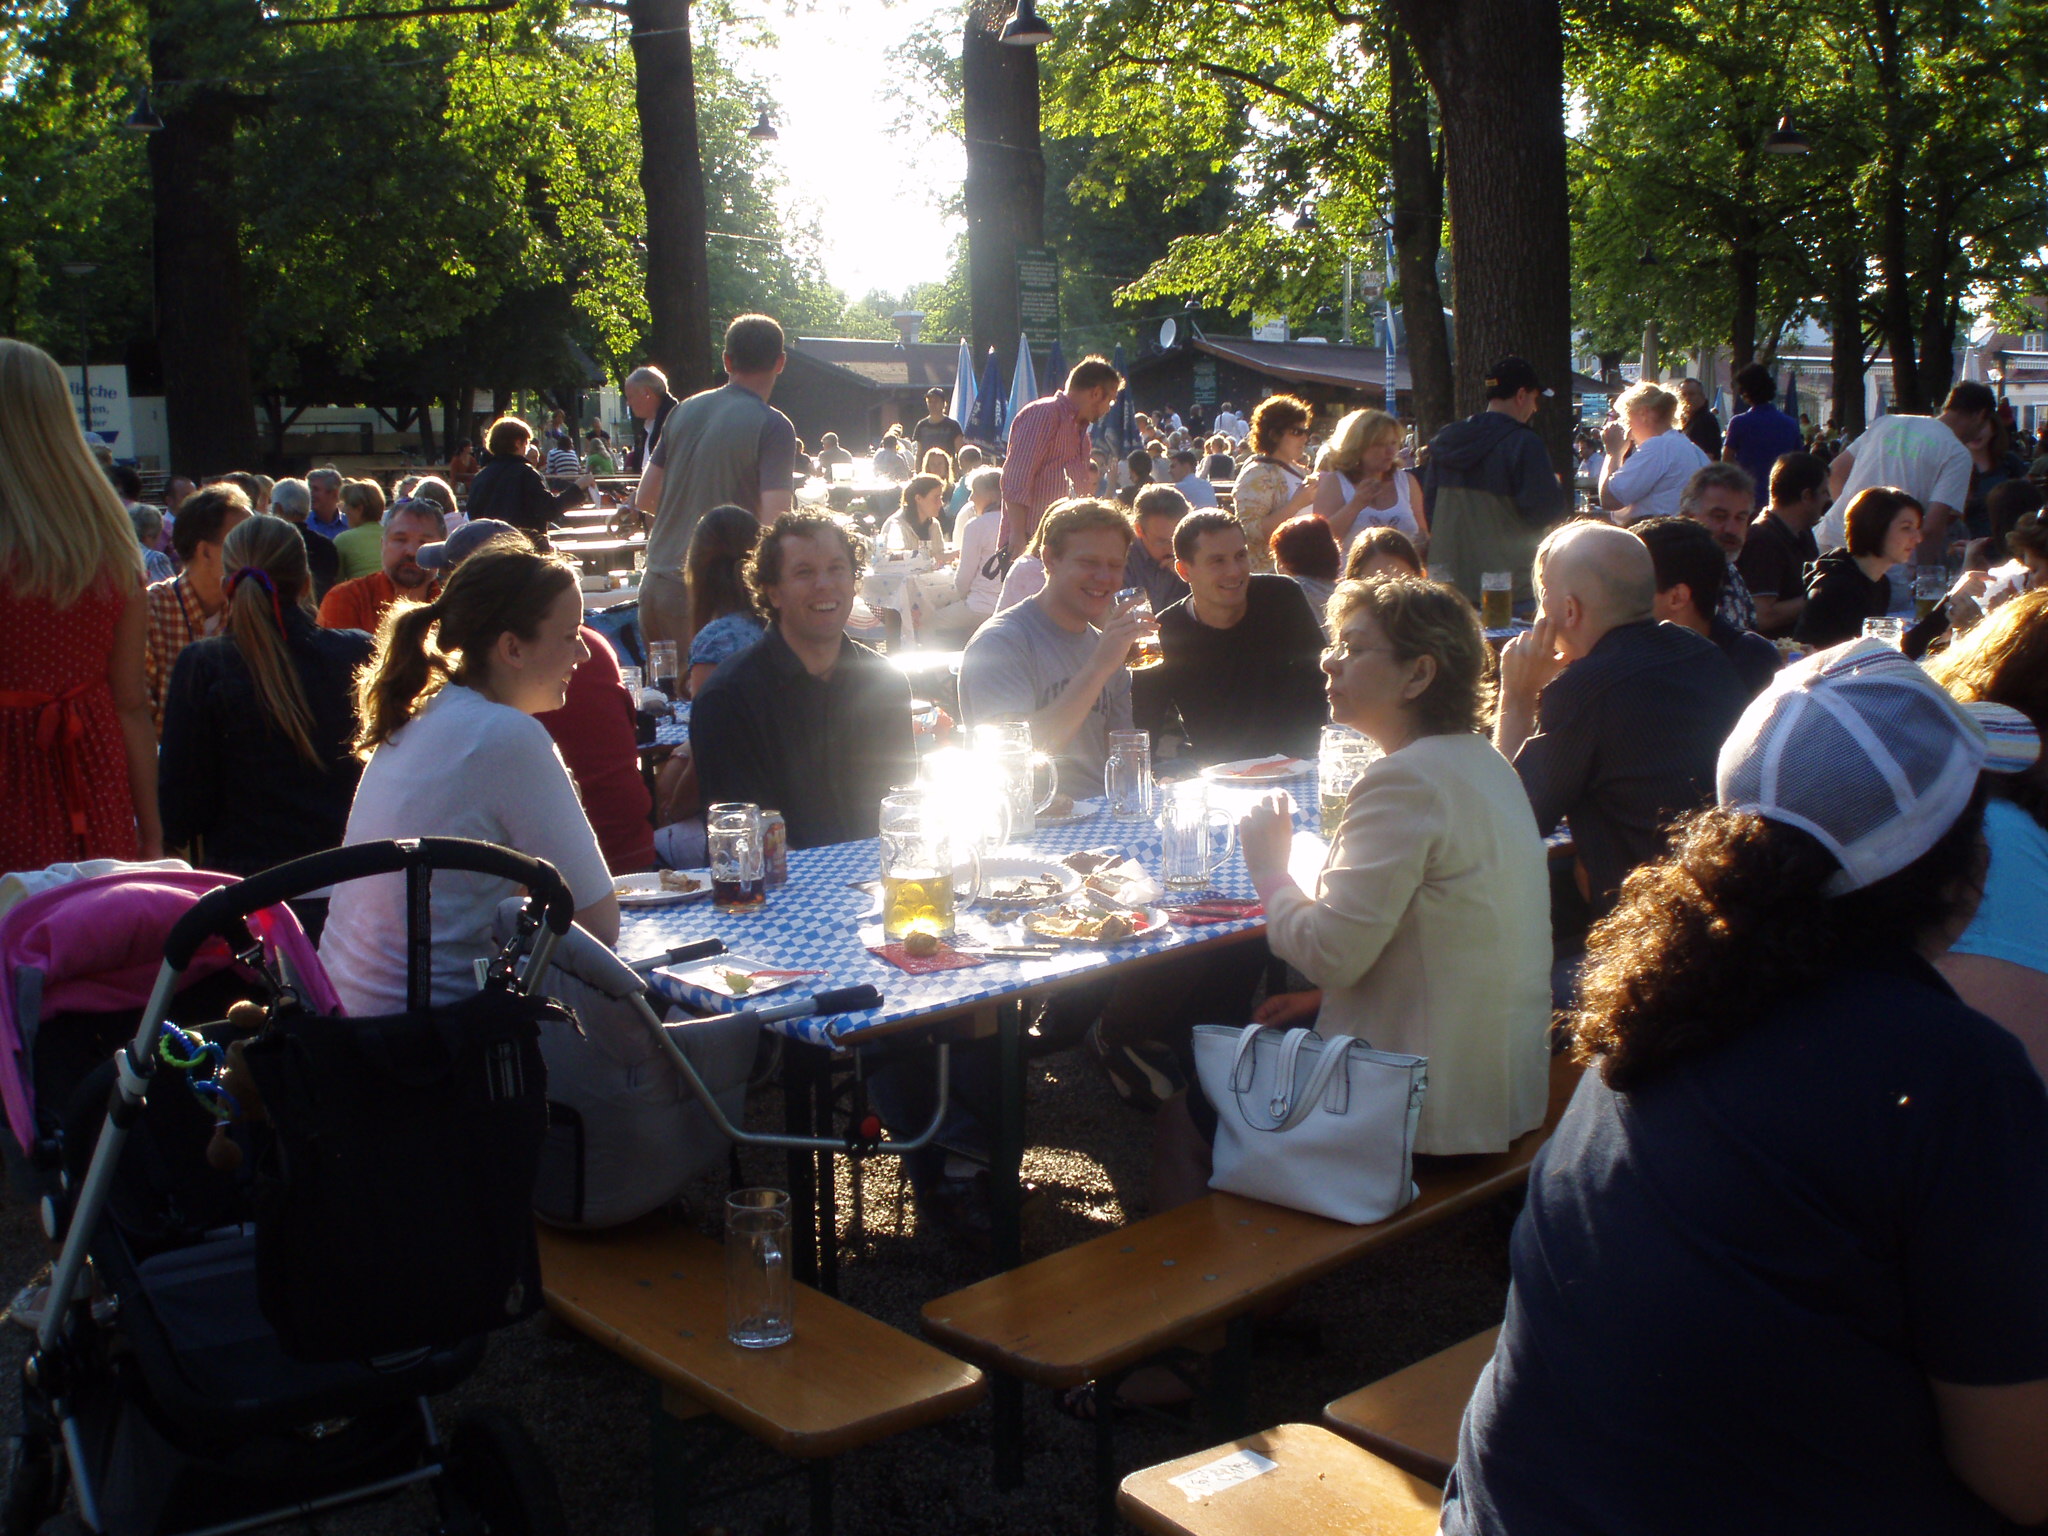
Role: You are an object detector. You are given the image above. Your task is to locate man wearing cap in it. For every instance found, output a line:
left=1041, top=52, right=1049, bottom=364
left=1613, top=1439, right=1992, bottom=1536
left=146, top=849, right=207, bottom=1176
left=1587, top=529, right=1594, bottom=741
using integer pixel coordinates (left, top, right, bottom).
left=317, top=497, right=445, bottom=635
left=911, top=387, right=965, bottom=463
left=1494, top=521, right=1747, bottom=921
left=423, top=519, right=655, bottom=874
left=1421, top=356, right=1567, bottom=608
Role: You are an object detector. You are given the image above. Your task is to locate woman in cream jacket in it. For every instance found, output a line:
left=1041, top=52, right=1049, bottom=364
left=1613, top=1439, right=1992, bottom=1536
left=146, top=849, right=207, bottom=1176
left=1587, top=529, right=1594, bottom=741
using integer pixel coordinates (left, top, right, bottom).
left=1234, top=574, right=1552, bottom=1157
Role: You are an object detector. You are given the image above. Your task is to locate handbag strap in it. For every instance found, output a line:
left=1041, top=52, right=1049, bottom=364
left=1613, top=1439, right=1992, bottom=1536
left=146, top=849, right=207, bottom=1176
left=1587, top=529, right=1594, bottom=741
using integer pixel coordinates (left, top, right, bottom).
left=1226, top=1026, right=1360, bottom=1133
left=1269, top=1034, right=1358, bottom=1133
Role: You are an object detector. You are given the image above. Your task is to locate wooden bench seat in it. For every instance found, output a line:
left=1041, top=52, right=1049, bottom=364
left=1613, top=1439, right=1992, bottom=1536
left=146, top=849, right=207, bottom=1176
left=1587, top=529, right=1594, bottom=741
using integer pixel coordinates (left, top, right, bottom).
left=1323, top=1325, right=1500, bottom=1485
left=923, top=1054, right=1578, bottom=1389
left=1118, top=1422, right=1441, bottom=1536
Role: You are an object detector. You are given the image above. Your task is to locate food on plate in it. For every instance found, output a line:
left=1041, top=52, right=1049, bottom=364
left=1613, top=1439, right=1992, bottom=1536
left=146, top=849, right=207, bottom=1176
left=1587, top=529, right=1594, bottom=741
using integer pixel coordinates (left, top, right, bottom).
left=902, top=929, right=942, bottom=958
left=1022, top=904, right=1141, bottom=942
left=1061, top=848, right=1118, bottom=875
left=982, top=872, right=1066, bottom=904
left=659, top=869, right=702, bottom=892
left=716, top=966, right=761, bottom=995
left=1043, top=791, right=1076, bottom=819
left=1083, top=870, right=1138, bottom=900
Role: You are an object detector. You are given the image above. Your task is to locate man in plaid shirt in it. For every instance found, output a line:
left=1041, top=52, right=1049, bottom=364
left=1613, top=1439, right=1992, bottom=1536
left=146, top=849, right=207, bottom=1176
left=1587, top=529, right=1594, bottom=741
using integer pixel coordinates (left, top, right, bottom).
left=1000, top=355, right=1123, bottom=553
left=143, top=483, right=253, bottom=733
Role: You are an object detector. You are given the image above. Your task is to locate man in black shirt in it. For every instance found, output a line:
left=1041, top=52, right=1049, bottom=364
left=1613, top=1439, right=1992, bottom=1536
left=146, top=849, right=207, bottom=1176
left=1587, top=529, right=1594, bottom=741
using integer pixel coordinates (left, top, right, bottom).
left=1495, top=521, right=1746, bottom=917
left=1149, top=509, right=1328, bottom=765
left=910, top=387, right=964, bottom=463
left=1737, top=450, right=1828, bottom=636
left=1634, top=516, right=1781, bottom=700
left=690, top=510, right=913, bottom=850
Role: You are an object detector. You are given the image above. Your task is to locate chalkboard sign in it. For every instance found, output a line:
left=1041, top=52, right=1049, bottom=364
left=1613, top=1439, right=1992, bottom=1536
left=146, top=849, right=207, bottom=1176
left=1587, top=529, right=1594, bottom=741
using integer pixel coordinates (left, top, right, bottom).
left=1016, top=247, right=1061, bottom=347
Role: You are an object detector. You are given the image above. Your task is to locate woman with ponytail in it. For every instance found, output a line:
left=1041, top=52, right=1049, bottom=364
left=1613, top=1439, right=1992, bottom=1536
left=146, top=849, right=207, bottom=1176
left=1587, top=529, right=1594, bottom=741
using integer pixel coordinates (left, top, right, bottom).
left=157, top=517, right=374, bottom=933
left=317, top=541, right=617, bottom=1016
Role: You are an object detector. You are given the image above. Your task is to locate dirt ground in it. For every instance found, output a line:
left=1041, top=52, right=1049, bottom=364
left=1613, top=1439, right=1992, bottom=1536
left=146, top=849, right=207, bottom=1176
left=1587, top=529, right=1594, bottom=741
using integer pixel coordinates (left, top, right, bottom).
left=2, top=1041, right=1515, bottom=1535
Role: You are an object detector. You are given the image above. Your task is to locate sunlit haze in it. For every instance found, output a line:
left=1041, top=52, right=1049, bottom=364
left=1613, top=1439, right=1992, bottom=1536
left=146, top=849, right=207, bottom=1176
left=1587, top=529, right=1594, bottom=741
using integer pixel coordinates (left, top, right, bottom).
left=748, top=0, right=965, bottom=305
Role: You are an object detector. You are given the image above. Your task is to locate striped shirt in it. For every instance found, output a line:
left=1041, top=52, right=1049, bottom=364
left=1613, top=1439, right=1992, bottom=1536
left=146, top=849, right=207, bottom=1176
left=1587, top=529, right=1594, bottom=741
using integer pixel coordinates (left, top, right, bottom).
left=143, top=574, right=221, bottom=735
left=1000, top=391, right=1096, bottom=546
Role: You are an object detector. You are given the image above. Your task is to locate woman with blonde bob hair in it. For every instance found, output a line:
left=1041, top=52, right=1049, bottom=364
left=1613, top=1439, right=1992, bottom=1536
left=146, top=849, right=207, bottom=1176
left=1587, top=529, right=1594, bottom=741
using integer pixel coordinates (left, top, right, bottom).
left=1597, top=380, right=1709, bottom=523
left=1156, top=574, right=1553, bottom=1207
left=317, top=542, right=619, bottom=1016
left=1315, top=407, right=1428, bottom=557
left=157, top=515, right=375, bottom=935
left=0, top=337, right=161, bottom=868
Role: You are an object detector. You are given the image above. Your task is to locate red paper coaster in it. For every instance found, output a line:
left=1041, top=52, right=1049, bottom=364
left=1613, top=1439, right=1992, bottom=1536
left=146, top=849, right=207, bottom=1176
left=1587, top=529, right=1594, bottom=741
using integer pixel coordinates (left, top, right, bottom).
left=867, top=942, right=990, bottom=974
left=1166, top=901, right=1264, bottom=926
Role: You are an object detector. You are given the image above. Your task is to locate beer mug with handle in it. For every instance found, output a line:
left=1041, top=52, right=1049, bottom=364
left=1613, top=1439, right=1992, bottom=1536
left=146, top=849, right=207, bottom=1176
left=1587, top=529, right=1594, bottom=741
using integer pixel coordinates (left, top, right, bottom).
left=1160, top=779, right=1237, bottom=888
left=879, top=788, right=981, bottom=941
left=971, top=721, right=1060, bottom=835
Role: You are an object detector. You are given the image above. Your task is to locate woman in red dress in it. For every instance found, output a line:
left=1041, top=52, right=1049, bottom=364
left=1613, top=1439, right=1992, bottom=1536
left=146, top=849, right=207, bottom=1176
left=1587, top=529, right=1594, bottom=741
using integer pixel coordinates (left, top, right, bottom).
left=0, top=338, right=161, bottom=871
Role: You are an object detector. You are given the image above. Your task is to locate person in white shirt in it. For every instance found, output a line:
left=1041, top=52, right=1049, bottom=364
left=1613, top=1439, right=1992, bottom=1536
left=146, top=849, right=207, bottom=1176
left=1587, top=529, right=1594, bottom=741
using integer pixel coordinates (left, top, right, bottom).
left=1821, top=381, right=1995, bottom=558
left=1169, top=449, right=1219, bottom=509
left=319, top=543, right=617, bottom=1017
left=1214, top=402, right=1246, bottom=440
left=953, top=466, right=1007, bottom=626
left=1599, top=381, right=1711, bottom=524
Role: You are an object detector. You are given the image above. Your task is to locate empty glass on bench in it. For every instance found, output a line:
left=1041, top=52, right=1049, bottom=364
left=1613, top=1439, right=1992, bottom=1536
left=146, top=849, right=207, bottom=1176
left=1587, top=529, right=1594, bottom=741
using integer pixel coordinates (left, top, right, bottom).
left=726, top=1188, right=793, bottom=1348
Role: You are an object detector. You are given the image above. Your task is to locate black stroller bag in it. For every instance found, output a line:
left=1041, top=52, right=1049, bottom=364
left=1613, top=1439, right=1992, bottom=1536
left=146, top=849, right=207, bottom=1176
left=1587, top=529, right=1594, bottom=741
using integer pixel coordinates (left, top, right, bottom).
left=239, top=985, right=565, bottom=1362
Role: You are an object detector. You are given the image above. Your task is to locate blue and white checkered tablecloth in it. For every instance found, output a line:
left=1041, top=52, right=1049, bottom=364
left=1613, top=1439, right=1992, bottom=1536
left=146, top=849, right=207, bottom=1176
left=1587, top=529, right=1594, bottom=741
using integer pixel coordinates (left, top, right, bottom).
left=619, top=772, right=1321, bottom=1048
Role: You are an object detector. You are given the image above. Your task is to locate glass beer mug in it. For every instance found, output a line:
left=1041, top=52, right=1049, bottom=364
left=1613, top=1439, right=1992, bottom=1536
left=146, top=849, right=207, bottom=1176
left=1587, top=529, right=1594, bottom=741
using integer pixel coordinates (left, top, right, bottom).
left=879, top=788, right=981, bottom=941
left=970, top=721, right=1061, bottom=836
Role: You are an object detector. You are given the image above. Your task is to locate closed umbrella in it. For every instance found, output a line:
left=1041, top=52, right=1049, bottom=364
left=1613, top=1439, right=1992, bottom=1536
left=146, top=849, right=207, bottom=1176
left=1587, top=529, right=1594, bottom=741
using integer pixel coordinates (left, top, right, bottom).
left=1872, top=382, right=1887, bottom=419
left=1003, top=333, right=1039, bottom=444
left=970, top=349, right=1004, bottom=442
left=1046, top=337, right=1067, bottom=391
left=1783, top=371, right=1801, bottom=419
left=950, top=338, right=976, bottom=430
left=1093, top=341, right=1135, bottom=459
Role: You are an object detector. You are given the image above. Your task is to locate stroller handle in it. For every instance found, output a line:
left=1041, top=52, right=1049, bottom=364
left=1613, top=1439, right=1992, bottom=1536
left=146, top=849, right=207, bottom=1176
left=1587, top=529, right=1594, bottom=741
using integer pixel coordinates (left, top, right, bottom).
left=164, top=838, right=577, bottom=970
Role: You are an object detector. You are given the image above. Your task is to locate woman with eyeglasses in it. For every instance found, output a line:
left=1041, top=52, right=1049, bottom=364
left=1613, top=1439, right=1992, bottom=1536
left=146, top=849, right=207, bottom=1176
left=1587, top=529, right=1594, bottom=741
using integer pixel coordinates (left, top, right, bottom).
left=1154, top=575, right=1553, bottom=1207
left=1230, top=394, right=1320, bottom=573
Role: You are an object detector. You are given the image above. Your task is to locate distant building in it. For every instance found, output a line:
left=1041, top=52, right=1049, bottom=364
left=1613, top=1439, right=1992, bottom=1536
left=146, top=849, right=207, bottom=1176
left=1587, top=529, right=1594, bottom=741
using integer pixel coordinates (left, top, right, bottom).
left=776, top=338, right=962, bottom=451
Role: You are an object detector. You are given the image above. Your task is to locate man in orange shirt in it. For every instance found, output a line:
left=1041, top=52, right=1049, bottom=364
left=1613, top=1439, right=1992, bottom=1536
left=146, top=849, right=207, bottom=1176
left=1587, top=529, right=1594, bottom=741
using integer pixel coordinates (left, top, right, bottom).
left=317, top=498, right=443, bottom=634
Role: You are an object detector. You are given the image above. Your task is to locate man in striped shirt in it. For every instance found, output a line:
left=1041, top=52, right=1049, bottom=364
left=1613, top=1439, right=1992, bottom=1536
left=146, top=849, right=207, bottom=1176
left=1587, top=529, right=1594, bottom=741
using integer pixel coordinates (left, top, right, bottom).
left=1000, top=355, right=1123, bottom=552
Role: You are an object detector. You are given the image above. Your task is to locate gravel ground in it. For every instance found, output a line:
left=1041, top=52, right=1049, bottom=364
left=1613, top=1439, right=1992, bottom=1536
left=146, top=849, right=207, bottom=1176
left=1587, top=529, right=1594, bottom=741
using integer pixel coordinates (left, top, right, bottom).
left=3, top=1041, right=1516, bottom=1536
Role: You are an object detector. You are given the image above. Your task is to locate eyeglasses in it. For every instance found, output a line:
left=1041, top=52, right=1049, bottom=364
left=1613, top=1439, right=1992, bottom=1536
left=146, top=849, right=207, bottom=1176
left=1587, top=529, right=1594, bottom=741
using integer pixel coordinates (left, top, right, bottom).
left=1322, top=634, right=1400, bottom=665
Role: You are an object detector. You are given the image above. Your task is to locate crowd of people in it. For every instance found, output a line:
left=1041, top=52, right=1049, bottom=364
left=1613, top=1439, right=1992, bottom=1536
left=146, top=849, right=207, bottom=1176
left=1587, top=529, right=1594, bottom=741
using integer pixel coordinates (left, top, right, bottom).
left=6, top=304, right=2048, bottom=1527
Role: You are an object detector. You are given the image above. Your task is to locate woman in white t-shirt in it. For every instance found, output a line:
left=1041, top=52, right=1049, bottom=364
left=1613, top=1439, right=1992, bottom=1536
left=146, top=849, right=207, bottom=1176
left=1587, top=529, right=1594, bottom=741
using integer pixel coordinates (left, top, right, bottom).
left=1598, top=381, right=1711, bottom=524
left=1314, top=407, right=1429, bottom=558
left=319, top=543, right=618, bottom=1016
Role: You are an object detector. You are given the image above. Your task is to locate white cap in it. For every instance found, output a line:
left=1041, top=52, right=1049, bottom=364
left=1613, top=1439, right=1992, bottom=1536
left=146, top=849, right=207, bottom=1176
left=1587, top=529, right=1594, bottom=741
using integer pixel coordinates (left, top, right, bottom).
left=1717, top=637, right=2040, bottom=895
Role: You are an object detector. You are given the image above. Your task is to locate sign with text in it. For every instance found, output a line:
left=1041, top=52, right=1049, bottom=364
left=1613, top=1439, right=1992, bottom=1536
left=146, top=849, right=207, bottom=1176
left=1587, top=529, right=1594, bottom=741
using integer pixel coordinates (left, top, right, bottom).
left=1192, top=357, right=1218, bottom=406
left=1015, top=247, right=1061, bottom=348
left=1253, top=314, right=1289, bottom=343
left=63, top=364, right=134, bottom=451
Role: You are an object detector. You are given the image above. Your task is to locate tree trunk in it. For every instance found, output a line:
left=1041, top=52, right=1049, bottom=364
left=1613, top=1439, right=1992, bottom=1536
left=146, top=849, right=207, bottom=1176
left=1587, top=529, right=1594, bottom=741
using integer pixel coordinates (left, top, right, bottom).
left=1641, top=319, right=1660, bottom=383
left=1828, top=237, right=1866, bottom=440
left=147, top=11, right=258, bottom=477
left=1384, top=10, right=1453, bottom=440
left=963, top=2, right=1045, bottom=368
left=631, top=0, right=712, bottom=393
left=1392, top=0, right=1572, bottom=470
left=1914, top=185, right=1959, bottom=409
left=1869, top=0, right=1923, bottom=413
left=1729, top=230, right=1761, bottom=372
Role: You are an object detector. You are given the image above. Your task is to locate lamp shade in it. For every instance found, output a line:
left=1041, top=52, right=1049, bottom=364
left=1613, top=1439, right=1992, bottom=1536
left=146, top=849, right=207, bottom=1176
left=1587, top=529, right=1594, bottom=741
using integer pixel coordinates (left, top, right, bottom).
left=1001, top=0, right=1053, bottom=46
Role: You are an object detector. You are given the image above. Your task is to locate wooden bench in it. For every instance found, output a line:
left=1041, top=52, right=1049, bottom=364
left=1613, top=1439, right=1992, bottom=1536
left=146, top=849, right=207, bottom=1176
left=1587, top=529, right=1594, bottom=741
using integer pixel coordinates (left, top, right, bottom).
left=921, top=1053, right=1578, bottom=1528
left=1323, top=1325, right=1499, bottom=1485
left=537, top=1217, right=986, bottom=1535
left=1118, top=1423, right=1441, bottom=1536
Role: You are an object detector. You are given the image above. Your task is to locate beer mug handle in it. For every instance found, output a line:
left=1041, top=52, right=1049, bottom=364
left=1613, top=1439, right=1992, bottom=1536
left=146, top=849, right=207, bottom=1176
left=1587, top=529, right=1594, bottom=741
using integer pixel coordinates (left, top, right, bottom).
left=951, top=844, right=983, bottom=904
left=1029, top=752, right=1060, bottom=814
left=1203, top=811, right=1237, bottom=876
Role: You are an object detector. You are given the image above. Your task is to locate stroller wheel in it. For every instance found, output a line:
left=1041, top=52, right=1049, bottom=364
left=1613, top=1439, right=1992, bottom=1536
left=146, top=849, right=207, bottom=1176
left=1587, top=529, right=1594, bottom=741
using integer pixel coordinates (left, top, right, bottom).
left=435, top=1408, right=567, bottom=1536
left=2, top=1434, right=62, bottom=1536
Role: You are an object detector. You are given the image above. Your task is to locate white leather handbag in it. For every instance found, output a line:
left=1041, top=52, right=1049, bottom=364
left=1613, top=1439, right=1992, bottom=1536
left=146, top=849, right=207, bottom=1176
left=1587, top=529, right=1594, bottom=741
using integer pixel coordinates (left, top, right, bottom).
left=1192, top=1023, right=1427, bottom=1225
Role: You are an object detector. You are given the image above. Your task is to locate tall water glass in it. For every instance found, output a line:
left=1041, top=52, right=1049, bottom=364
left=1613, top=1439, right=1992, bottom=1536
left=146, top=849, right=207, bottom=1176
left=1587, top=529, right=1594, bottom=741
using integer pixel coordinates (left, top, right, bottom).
left=617, top=665, right=643, bottom=696
left=646, top=639, right=680, bottom=698
left=1159, top=780, right=1237, bottom=888
left=1914, top=568, right=1949, bottom=623
left=1105, top=730, right=1154, bottom=820
left=1318, top=725, right=1383, bottom=829
left=1862, top=616, right=1906, bottom=650
left=708, top=802, right=765, bottom=910
left=726, top=1189, right=793, bottom=1349
left=971, top=721, right=1060, bottom=836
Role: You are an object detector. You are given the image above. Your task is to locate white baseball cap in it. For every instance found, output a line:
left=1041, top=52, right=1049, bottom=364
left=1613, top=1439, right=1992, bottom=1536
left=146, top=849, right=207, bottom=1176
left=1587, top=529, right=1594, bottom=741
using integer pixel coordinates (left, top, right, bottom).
left=1718, top=637, right=2040, bottom=894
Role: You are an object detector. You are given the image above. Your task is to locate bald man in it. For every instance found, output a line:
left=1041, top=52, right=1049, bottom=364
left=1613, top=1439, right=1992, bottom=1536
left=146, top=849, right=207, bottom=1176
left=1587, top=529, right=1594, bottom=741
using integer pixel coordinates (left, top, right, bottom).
left=1495, top=520, right=1747, bottom=918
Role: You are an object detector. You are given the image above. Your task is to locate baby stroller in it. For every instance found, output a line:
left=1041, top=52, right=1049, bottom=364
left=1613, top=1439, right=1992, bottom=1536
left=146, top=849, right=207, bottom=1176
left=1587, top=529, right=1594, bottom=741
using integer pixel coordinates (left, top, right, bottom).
left=4, top=838, right=575, bottom=1536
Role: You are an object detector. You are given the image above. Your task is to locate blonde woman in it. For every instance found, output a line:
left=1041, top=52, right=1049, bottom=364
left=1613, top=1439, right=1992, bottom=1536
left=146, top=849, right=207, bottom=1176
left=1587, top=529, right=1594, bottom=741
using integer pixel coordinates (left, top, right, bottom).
left=0, top=338, right=161, bottom=868
left=1598, top=382, right=1710, bottom=523
left=1315, top=408, right=1429, bottom=558
left=158, top=516, right=374, bottom=933
left=1230, top=395, right=1319, bottom=572
left=332, top=477, right=389, bottom=580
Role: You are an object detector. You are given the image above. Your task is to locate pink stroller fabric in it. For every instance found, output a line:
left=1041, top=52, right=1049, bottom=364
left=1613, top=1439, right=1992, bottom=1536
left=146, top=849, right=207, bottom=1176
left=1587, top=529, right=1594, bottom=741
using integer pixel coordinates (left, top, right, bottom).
left=0, top=869, right=337, bottom=1150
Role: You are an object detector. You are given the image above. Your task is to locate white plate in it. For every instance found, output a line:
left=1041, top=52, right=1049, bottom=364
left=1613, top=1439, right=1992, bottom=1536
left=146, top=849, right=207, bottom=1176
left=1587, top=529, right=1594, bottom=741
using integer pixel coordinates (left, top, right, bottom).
left=971, top=857, right=1082, bottom=908
left=1018, top=904, right=1171, bottom=945
left=1199, top=757, right=1310, bottom=786
left=612, top=869, right=713, bottom=908
left=657, top=953, right=809, bottom=1006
